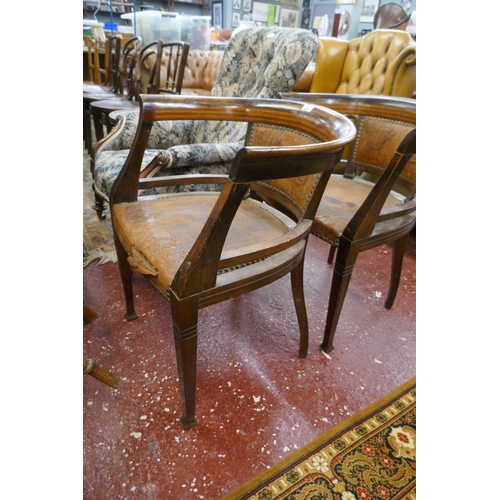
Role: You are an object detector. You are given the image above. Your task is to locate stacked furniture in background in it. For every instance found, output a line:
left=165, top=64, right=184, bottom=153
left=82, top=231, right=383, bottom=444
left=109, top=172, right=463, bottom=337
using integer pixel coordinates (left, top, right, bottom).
left=83, top=35, right=142, bottom=153
left=175, top=29, right=416, bottom=98
left=90, top=40, right=190, bottom=146
left=90, top=27, right=318, bottom=219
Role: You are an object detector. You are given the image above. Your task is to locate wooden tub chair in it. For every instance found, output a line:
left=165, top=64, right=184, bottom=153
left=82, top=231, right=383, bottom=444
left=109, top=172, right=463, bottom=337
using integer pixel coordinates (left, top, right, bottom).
left=281, top=93, right=416, bottom=353
left=109, top=95, right=356, bottom=427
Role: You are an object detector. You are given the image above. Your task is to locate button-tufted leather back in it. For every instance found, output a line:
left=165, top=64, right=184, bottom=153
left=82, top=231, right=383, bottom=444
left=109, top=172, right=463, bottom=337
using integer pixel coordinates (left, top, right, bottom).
left=336, top=29, right=415, bottom=97
left=181, top=50, right=224, bottom=92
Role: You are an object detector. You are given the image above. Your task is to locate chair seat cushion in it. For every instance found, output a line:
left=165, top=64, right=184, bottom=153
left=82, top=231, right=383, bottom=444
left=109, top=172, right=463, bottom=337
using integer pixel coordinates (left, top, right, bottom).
left=94, top=149, right=166, bottom=199
left=312, top=175, right=407, bottom=245
left=112, top=194, right=295, bottom=297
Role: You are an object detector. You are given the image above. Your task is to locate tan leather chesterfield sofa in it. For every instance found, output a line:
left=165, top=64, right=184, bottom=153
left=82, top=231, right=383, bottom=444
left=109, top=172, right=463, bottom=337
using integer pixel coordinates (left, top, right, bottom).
left=182, top=29, right=416, bottom=98
left=296, top=29, right=416, bottom=97
left=181, top=50, right=225, bottom=96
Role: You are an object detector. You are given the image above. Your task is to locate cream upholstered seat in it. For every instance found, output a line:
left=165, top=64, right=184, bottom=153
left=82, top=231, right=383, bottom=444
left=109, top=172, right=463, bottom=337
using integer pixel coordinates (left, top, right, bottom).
left=90, top=27, right=318, bottom=219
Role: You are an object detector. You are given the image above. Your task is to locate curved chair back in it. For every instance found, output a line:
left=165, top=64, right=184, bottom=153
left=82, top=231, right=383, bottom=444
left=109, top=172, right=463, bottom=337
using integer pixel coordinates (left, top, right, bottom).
left=374, top=2, right=411, bottom=30
left=116, top=36, right=142, bottom=97
left=137, top=40, right=190, bottom=96
left=90, top=28, right=316, bottom=219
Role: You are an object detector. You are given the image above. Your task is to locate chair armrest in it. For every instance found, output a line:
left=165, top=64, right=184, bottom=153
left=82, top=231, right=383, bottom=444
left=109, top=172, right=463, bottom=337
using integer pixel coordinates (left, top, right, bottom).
left=95, top=111, right=196, bottom=155
left=138, top=174, right=229, bottom=190
left=162, top=142, right=243, bottom=170
left=96, top=110, right=140, bottom=154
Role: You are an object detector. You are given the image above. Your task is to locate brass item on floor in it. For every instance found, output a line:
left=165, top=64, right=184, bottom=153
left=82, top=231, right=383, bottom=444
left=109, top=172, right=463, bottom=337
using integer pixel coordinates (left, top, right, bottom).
left=83, top=305, right=122, bottom=388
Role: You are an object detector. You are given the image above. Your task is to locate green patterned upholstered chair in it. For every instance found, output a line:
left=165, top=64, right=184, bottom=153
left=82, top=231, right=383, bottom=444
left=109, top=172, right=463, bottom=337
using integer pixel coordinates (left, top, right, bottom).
left=90, top=27, right=318, bottom=219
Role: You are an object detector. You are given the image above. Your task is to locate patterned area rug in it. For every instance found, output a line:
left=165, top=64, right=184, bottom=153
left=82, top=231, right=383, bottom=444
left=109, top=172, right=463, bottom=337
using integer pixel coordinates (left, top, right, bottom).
left=83, top=148, right=117, bottom=266
left=223, top=377, right=416, bottom=500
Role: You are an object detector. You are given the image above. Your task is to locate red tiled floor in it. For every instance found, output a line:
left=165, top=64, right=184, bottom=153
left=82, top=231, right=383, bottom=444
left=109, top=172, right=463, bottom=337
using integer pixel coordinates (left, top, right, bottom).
left=83, top=233, right=415, bottom=499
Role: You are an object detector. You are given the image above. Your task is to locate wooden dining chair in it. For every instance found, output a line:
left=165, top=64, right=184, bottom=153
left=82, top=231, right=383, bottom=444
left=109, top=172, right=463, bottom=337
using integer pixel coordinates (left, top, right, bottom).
left=83, top=36, right=142, bottom=153
left=90, top=40, right=190, bottom=145
left=281, top=93, right=416, bottom=353
left=83, top=34, right=121, bottom=92
left=109, top=95, right=356, bottom=428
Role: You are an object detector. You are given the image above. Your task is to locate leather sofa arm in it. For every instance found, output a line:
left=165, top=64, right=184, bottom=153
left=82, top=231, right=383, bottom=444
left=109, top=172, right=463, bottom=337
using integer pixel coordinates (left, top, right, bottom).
left=384, top=44, right=416, bottom=97
left=309, top=37, right=349, bottom=93
left=182, top=50, right=209, bottom=89
left=182, top=50, right=224, bottom=92
left=200, top=50, right=224, bottom=91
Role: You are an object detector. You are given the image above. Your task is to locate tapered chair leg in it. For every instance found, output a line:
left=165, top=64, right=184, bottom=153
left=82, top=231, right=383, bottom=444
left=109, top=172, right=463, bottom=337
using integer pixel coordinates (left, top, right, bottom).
left=84, top=102, right=92, bottom=153
left=290, top=255, right=308, bottom=358
left=115, top=235, right=138, bottom=321
left=170, top=294, right=199, bottom=429
left=92, top=186, right=107, bottom=220
left=91, top=106, right=105, bottom=144
left=384, top=233, right=409, bottom=309
left=327, top=243, right=337, bottom=264
left=320, top=240, right=359, bottom=353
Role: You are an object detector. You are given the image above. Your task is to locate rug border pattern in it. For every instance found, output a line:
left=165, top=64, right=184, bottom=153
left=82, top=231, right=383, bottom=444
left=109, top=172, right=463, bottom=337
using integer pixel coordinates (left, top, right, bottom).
left=223, top=376, right=416, bottom=500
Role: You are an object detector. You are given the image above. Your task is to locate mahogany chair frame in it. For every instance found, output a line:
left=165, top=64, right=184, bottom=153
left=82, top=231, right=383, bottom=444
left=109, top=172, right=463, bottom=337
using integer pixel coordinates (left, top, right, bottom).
left=281, top=93, right=416, bottom=353
left=109, top=95, right=356, bottom=428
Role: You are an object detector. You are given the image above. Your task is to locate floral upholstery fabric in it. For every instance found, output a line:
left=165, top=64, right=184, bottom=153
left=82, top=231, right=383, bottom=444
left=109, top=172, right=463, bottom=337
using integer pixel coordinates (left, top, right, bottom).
left=93, top=27, right=318, bottom=198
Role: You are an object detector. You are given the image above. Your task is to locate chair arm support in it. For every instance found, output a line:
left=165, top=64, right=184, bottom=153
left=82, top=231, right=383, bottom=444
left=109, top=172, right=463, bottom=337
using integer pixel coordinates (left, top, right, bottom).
left=97, top=110, right=140, bottom=153
left=138, top=174, right=229, bottom=190
left=160, top=142, right=243, bottom=170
